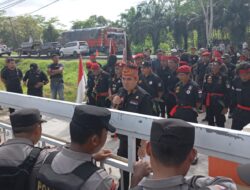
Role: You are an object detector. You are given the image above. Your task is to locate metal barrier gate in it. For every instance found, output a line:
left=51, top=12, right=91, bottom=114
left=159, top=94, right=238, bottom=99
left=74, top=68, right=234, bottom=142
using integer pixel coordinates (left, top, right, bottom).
left=0, top=91, right=250, bottom=187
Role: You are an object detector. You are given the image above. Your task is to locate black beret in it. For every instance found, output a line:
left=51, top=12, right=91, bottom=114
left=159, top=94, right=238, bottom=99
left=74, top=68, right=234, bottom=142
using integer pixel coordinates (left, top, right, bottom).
left=10, top=108, right=46, bottom=133
left=150, top=118, right=195, bottom=146
left=70, top=105, right=116, bottom=133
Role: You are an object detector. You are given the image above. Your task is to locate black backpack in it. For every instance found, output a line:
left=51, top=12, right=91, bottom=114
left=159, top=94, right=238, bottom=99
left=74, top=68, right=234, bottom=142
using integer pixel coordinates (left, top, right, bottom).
left=0, top=147, right=42, bottom=190
left=36, top=151, right=100, bottom=190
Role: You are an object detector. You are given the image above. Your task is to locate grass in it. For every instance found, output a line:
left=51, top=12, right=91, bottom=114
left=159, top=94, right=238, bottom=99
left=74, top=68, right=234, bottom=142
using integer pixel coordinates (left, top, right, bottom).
left=0, top=57, right=107, bottom=102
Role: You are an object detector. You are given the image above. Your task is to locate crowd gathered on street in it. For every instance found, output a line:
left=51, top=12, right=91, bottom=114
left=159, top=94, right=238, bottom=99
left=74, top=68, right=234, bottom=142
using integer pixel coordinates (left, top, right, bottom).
left=0, top=43, right=250, bottom=190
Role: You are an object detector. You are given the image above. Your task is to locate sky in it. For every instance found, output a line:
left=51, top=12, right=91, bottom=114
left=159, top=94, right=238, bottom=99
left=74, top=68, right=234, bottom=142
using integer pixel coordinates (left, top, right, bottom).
left=3, top=0, right=142, bottom=29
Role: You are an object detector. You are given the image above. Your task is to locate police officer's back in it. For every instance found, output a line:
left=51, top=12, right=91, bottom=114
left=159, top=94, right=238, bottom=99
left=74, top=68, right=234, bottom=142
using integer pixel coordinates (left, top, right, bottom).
left=130, top=119, right=236, bottom=190
left=0, top=108, right=48, bottom=190
left=23, top=63, right=49, bottom=97
left=36, top=105, right=117, bottom=190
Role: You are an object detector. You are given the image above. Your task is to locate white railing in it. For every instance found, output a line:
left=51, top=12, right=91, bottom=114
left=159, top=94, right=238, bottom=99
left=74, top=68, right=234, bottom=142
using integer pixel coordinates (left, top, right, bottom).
left=0, top=91, right=250, bottom=173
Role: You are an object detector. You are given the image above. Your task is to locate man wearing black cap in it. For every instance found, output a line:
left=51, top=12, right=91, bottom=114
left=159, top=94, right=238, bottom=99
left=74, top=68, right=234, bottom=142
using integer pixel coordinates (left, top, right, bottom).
left=139, top=61, right=164, bottom=116
left=36, top=105, right=118, bottom=190
left=130, top=118, right=236, bottom=190
left=0, top=108, right=49, bottom=190
left=23, top=63, right=49, bottom=97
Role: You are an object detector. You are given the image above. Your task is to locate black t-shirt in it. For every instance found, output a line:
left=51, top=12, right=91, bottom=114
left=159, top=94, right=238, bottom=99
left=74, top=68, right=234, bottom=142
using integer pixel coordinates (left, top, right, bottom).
left=23, top=69, right=49, bottom=89
left=47, top=63, right=63, bottom=79
left=1, top=68, right=23, bottom=93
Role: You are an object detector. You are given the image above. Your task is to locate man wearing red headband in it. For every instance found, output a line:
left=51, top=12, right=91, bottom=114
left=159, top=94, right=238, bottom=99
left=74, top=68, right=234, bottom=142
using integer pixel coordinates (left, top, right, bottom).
left=170, top=65, right=202, bottom=123
left=91, top=62, right=110, bottom=107
left=112, top=64, right=153, bottom=190
left=231, top=62, right=250, bottom=130
left=202, top=58, right=231, bottom=128
left=86, top=61, right=96, bottom=105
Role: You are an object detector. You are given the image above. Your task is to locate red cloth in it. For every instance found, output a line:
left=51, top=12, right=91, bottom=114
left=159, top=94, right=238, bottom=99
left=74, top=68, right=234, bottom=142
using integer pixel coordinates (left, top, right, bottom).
left=205, top=93, right=224, bottom=107
left=168, top=56, right=179, bottom=63
left=169, top=105, right=193, bottom=117
left=133, top=53, right=144, bottom=59
left=237, top=104, right=250, bottom=111
left=239, top=68, right=250, bottom=74
left=202, top=51, right=211, bottom=57
left=91, top=62, right=100, bottom=70
left=179, top=61, right=188, bottom=66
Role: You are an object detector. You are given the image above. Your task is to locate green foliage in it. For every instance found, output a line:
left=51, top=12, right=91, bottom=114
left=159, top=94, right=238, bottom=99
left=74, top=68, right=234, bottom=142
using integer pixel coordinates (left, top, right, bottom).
left=71, top=15, right=111, bottom=29
left=43, top=24, right=60, bottom=42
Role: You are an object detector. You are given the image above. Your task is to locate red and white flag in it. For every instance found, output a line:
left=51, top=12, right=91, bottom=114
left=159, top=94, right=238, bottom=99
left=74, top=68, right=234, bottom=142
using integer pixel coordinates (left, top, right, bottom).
left=76, top=56, right=87, bottom=103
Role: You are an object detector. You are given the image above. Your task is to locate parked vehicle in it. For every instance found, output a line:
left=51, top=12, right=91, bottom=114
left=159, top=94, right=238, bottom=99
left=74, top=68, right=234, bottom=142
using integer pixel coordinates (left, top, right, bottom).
left=0, top=44, right=11, bottom=56
left=59, top=41, right=89, bottom=57
left=18, top=41, right=42, bottom=57
left=60, top=27, right=125, bottom=54
left=38, top=42, right=61, bottom=57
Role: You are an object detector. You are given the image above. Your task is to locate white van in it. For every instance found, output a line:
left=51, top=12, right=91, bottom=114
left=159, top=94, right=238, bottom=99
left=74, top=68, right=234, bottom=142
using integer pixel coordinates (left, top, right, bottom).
left=59, top=41, right=89, bottom=57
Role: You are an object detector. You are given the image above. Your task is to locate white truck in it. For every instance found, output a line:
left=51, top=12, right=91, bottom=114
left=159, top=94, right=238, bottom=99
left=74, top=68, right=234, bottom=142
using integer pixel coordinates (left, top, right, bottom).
left=0, top=44, right=11, bottom=56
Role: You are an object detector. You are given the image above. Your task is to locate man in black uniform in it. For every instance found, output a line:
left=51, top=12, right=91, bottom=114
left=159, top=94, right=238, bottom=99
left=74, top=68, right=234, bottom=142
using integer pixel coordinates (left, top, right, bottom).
left=108, top=61, right=124, bottom=99
left=103, top=54, right=117, bottom=77
left=170, top=65, right=202, bottom=123
left=86, top=61, right=96, bottom=105
left=231, top=62, right=250, bottom=130
left=156, top=55, right=169, bottom=117
left=196, top=51, right=211, bottom=87
left=202, top=58, right=231, bottom=127
left=92, top=62, right=110, bottom=107
left=139, top=61, right=164, bottom=116
left=165, top=56, right=179, bottom=118
left=152, top=49, right=163, bottom=73
left=23, top=63, right=49, bottom=97
left=112, top=64, right=153, bottom=190
left=1, top=58, right=23, bottom=113
left=189, top=47, right=199, bottom=66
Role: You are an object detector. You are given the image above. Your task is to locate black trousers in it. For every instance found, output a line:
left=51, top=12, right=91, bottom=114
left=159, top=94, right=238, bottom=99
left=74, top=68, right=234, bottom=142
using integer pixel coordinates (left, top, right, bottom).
left=166, top=94, right=176, bottom=118
left=232, top=109, right=250, bottom=130
left=206, top=105, right=225, bottom=127
left=173, top=108, right=198, bottom=123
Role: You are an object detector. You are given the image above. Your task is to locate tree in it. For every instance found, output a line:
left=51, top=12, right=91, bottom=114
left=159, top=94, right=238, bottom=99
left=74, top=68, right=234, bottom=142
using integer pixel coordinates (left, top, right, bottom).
left=71, top=15, right=110, bottom=29
left=43, top=24, right=59, bottom=42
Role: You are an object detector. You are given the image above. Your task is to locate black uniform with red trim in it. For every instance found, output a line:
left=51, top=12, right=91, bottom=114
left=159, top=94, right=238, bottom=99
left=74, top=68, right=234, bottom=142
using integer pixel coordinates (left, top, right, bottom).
left=231, top=77, right=250, bottom=130
left=203, top=73, right=231, bottom=127
left=109, top=76, right=122, bottom=95
left=171, top=80, right=202, bottom=123
left=93, top=71, right=110, bottom=107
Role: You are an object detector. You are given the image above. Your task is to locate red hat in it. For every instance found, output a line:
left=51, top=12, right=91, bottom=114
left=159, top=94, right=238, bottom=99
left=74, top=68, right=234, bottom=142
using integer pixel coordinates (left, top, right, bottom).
left=202, top=51, right=211, bottom=57
left=160, top=55, right=169, bottom=61
left=179, top=61, right=188, bottom=66
left=238, top=68, right=250, bottom=75
left=133, top=53, right=144, bottom=59
left=212, top=57, right=223, bottom=64
left=213, top=50, right=221, bottom=58
left=91, top=62, right=100, bottom=70
left=86, top=61, right=92, bottom=69
left=240, top=55, right=248, bottom=62
left=168, top=56, right=179, bottom=63
left=115, top=61, right=126, bottom=67
left=177, top=65, right=191, bottom=73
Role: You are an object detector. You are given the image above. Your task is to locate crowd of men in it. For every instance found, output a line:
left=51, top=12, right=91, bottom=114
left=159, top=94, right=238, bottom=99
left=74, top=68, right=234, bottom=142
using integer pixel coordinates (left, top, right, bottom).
left=85, top=46, right=250, bottom=131
left=0, top=45, right=249, bottom=190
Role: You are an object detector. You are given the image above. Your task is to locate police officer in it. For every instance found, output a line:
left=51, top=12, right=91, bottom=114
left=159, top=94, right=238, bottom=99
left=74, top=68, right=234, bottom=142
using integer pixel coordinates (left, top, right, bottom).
left=112, top=64, right=153, bottom=190
left=202, top=58, right=231, bottom=127
left=139, top=61, right=164, bottom=116
left=47, top=54, right=64, bottom=100
left=36, top=105, right=118, bottom=190
left=0, top=108, right=49, bottom=190
left=231, top=62, right=250, bottom=130
left=1, top=58, right=23, bottom=113
left=23, top=63, right=49, bottom=97
left=130, top=118, right=236, bottom=190
left=170, top=65, right=202, bottom=123
left=92, top=62, right=110, bottom=107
